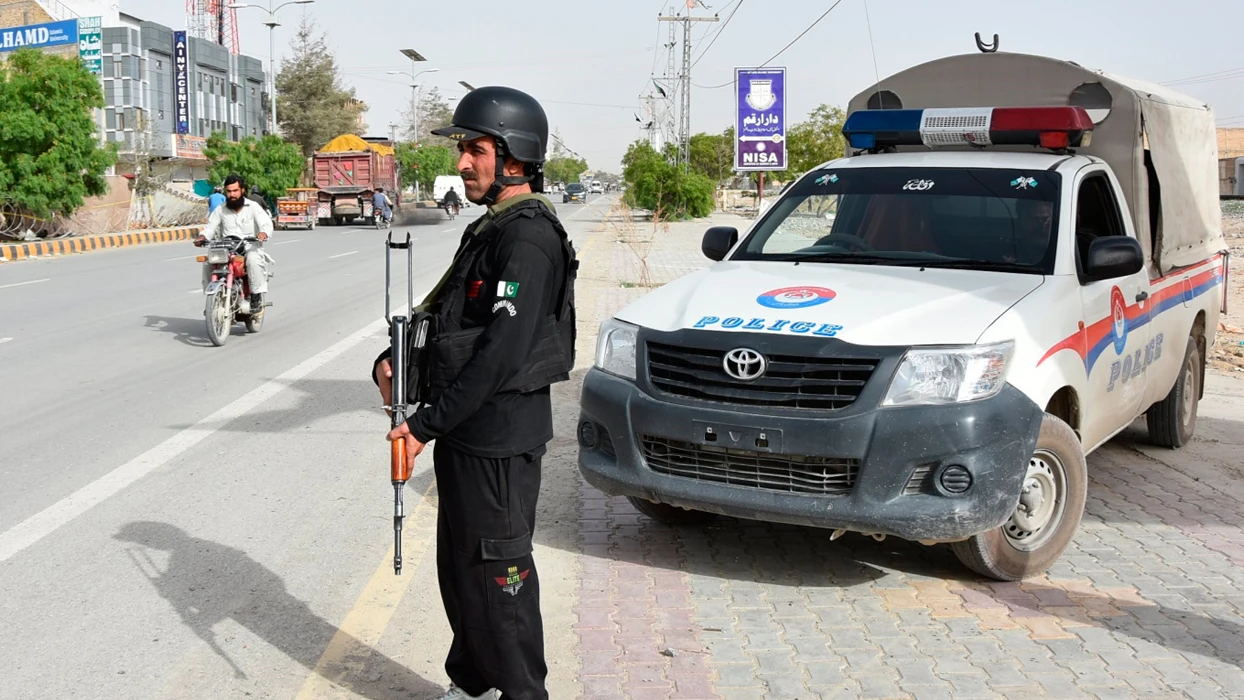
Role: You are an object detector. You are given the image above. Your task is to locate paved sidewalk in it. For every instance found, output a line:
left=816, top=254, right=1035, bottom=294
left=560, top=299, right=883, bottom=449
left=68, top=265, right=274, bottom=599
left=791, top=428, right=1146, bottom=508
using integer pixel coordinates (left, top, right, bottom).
left=556, top=204, right=1244, bottom=699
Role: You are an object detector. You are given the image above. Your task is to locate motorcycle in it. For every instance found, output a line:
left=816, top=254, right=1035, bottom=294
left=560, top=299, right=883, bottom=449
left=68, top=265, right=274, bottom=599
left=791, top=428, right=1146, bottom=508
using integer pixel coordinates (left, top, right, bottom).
left=441, top=200, right=460, bottom=221
left=375, top=207, right=392, bottom=230
left=197, top=235, right=271, bottom=346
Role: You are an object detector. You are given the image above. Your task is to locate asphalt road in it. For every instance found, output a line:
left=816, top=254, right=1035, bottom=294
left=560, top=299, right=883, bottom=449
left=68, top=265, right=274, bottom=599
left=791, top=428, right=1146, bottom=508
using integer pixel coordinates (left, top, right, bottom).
left=0, top=194, right=614, bottom=700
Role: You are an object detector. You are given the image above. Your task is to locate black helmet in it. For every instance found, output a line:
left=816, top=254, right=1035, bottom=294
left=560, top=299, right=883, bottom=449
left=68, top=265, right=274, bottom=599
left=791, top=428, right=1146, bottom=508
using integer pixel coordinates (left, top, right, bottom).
left=432, top=86, right=548, bottom=203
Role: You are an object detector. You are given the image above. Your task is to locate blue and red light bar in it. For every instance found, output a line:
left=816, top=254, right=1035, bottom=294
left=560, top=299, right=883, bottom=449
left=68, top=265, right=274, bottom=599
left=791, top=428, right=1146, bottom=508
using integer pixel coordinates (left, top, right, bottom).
left=842, top=106, right=1095, bottom=151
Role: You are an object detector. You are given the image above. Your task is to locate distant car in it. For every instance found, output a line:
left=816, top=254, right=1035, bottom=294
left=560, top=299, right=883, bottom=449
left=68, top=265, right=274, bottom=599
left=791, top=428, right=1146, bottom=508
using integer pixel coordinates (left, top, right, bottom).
left=590, top=181, right=603, bottom=194
left=564, top=183, right=587, bottom=203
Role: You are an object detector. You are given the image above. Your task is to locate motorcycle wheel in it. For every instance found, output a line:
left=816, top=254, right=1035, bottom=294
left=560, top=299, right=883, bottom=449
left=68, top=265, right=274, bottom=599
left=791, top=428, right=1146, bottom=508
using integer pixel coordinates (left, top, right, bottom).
left=205, top=287, right=232, bottom=347
left=245, top=309, right=264, bottom=333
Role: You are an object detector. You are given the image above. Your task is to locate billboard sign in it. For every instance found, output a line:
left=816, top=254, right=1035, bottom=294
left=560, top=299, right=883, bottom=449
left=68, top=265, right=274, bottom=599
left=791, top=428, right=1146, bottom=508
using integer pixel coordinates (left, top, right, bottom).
left=173, top=31, right=190, bottom=135
left=734, top=67, right=787, bottom=172
left=0, top=19, right=79, bottom=53
left=78, top=16, right=102, bottom=74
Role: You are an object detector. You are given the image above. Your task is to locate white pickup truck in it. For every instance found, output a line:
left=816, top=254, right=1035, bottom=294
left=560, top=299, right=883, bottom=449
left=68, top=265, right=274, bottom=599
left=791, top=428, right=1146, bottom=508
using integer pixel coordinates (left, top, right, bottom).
left=577, top=51, right=1229, bottom=581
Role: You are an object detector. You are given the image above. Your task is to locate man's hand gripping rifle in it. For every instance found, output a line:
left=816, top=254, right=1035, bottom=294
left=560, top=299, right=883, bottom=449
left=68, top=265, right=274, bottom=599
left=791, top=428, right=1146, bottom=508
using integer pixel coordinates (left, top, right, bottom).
left=384, top=231, right=422, bottom=575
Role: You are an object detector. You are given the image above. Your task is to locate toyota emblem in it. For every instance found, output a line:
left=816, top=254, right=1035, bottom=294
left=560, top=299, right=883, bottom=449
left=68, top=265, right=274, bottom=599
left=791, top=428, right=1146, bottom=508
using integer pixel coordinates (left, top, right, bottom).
left=723, top=348, right=767, bottom=382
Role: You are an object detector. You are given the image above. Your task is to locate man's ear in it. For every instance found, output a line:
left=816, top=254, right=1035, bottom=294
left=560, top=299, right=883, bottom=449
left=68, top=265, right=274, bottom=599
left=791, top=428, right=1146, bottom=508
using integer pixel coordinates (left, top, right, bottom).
left=503, top=157, right=527, bottom=177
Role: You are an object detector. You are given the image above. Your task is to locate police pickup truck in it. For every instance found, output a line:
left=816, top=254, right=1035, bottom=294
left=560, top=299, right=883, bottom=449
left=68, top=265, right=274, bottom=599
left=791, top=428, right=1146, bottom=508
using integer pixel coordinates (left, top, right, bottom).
left=577, top=51, right=1229, bottom=581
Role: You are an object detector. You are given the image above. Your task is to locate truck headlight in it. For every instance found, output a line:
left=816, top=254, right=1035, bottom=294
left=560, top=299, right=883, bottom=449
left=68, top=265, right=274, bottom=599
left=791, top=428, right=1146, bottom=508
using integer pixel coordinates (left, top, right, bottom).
left=595, top=318, right=638, bottom=380
left=882, top=341, right=1015, bottom=406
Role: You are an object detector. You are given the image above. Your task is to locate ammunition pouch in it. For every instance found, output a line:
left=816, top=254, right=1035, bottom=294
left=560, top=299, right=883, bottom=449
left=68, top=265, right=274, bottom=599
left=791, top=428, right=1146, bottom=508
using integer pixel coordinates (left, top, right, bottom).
left=405, top=198, right=578, bottom=407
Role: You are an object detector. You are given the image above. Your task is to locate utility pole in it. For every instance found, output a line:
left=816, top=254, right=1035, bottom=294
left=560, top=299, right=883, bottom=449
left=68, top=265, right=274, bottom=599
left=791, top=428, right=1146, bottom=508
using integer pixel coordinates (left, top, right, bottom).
left=658, top=10, right=718, bottom=169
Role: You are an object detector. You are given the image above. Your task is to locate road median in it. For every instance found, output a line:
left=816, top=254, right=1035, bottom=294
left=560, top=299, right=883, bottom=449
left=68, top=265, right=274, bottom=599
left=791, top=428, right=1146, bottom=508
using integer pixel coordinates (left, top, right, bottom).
left=0, top=225, right=205, bottom=263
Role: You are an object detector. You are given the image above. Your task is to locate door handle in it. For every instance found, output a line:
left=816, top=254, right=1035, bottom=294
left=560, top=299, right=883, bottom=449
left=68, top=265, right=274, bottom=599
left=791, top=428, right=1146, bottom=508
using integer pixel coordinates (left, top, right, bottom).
left=1135, top=291, right=1149, bottom=303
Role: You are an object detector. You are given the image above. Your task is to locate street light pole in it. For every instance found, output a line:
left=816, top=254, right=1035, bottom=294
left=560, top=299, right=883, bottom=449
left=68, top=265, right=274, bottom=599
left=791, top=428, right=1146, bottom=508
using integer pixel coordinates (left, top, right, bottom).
left=228, top=0, right=314, bottom=136
left=387, top=57, right=438, bottom=201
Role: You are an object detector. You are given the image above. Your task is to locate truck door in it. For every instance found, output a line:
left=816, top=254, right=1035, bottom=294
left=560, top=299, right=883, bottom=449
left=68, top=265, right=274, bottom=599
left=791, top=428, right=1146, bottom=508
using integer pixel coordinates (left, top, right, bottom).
left=1072, top=168, right=1151, bottom=448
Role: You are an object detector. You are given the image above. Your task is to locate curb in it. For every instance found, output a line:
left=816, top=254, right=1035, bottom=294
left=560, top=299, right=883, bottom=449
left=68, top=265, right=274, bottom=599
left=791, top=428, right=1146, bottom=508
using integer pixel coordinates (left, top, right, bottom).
left=0, top=226, right=204, bottom=262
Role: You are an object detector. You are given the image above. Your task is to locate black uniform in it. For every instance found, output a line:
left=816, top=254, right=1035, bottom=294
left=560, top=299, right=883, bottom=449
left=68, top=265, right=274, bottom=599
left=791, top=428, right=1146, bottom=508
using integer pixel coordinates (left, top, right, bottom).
left=373, top=192, right=573, bottom=700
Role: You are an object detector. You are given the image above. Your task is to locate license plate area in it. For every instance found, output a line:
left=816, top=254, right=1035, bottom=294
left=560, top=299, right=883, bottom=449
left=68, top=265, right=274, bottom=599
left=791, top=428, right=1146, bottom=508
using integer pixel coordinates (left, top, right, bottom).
left=693, top=420, right=783, bottom=452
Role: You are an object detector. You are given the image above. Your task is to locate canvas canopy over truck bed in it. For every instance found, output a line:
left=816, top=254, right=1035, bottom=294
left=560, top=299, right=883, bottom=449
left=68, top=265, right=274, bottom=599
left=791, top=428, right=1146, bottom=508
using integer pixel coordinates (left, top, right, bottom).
left=846, top=51, right=1227, bottom=275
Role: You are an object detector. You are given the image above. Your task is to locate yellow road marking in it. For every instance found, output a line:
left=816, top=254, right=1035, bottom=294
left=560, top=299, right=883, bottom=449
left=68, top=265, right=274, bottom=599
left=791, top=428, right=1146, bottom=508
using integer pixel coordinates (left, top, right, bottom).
left=294, top=479, right=439, bottom=699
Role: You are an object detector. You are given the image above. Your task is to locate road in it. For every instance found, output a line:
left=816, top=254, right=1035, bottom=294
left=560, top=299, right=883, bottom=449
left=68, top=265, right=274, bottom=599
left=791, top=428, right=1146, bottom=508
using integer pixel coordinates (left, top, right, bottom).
left=0, top=195, right=614, bottom=700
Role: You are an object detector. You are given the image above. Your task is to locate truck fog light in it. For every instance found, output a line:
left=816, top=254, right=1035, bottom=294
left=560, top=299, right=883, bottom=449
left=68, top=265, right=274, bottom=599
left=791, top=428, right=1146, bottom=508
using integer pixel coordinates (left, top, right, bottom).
left=938, top=465, right=973, bottom=495
left=578, top=421, right=599, bottom=449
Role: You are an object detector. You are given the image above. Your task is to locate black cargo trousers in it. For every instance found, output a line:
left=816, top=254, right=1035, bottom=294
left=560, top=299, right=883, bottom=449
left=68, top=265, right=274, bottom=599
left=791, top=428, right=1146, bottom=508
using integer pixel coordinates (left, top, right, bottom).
left=434, top=440, right=549, bottom=700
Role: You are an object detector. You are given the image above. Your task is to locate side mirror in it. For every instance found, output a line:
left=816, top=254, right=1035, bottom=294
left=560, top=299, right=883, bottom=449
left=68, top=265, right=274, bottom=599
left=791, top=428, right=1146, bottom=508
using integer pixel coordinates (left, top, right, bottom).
left=1084, top=236, right=1144, bottom=281
left=702, top=226, right=739, bottom=262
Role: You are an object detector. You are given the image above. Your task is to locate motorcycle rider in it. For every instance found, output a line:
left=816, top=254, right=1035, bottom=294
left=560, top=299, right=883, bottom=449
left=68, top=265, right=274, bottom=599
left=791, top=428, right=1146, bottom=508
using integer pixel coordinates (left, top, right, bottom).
left=195, top=173, right=274, bottom=314
left=372, top=86, right=577, bottom=700
left=441, top=186, right=461, bottom=214
left=247, top=184, right=271, bottom=214
left=372, top=187, right=394, bottom=225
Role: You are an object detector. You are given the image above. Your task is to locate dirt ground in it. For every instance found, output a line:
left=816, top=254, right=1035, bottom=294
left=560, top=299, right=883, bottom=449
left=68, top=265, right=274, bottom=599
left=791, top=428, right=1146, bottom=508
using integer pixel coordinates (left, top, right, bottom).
left=1210, top=202, right=1244, bottom=372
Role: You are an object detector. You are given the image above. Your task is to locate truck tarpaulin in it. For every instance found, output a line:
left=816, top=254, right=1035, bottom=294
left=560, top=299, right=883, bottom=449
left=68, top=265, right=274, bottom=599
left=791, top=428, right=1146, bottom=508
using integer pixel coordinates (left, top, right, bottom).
left=846, top=51, right=1227, bottom=275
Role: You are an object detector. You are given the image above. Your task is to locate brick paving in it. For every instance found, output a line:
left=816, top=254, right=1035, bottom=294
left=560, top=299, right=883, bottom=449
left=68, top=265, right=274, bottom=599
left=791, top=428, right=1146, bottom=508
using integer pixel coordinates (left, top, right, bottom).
left=567, top=205, right=1244, bottom=699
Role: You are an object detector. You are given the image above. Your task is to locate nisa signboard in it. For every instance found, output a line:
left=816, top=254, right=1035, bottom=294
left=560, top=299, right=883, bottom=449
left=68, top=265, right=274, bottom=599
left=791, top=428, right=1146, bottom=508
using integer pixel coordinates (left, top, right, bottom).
left=0, top=19, right=79, bottom=54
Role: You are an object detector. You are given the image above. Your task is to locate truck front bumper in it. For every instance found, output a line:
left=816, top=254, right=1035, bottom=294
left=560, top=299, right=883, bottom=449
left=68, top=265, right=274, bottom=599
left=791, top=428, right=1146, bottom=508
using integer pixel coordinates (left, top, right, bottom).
left=577, top=367, right=1044, bottom=541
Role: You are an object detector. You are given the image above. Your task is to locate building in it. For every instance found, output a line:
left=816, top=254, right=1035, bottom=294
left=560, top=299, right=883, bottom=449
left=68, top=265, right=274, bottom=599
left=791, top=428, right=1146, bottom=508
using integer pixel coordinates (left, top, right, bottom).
left=101, top=12, right=266, bottom=178
left=1, top=1, right=267, bottom=182
left=1216, top=128, right=1244, bottom=195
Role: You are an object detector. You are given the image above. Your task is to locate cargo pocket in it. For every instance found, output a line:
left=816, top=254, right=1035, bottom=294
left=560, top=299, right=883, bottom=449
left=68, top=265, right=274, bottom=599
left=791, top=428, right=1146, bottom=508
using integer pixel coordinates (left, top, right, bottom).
left=480, top=533, right=537, bottom=608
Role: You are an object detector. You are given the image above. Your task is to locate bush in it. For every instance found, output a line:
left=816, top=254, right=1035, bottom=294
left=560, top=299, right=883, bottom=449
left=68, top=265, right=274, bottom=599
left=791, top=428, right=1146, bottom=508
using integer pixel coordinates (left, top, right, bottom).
left=621, top=141, right=716, bottom=220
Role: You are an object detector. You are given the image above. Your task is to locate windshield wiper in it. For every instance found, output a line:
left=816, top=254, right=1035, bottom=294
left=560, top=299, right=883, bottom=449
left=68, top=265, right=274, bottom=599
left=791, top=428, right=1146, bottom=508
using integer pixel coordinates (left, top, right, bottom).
left=790, top=253, right=920, bottom=265
left=903, top=259, right=1042, bottom=273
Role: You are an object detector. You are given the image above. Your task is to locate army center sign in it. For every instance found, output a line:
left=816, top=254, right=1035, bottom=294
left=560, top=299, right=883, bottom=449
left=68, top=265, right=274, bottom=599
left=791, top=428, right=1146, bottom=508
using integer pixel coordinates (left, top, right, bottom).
left=734, top=67, right=786, bottom=172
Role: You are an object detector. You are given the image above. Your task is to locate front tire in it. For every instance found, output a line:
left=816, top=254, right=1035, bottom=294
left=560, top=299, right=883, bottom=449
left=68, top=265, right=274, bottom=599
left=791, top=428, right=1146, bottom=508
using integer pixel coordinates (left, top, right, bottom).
left=1146, top=335, right=1201, bottom=448
left=205, top=287, right=231, bottom=347
left=951, top=413, right=1086, bottom=581
left=627, top=496, right=715, bottom=525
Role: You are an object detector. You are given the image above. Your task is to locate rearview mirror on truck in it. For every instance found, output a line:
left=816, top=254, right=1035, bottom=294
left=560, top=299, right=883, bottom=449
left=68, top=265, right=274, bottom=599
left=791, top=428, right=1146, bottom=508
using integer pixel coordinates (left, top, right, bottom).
left=1083, top=236, right=1144, bottom=281
left=702, top=226, right=739, bottom=261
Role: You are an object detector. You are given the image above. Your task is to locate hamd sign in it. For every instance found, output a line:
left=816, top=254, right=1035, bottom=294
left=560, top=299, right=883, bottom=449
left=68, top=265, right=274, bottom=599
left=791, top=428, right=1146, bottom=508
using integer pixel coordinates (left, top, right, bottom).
left=734, top=67, right=787, bottom=172
left=0, top=19, right=79, bottom=53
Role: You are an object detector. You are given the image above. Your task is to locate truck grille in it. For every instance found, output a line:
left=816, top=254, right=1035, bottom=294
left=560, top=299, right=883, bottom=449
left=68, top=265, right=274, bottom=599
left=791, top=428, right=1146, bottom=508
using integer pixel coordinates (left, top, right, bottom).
left=640, top=436, right=858, bottom=496
left=647, top=342, right=876, bottom=410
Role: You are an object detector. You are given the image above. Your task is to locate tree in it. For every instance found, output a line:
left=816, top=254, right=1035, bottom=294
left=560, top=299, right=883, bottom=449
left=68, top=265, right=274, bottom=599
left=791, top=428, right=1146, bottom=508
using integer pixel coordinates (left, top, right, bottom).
left=621, top=141, right=714, bottom=220
left=395, top=143, right=457, bottom=193
left=0, top=48, right=116, bottom=217
left=202, top=133, right=305, bottom=200
left=399, top=86, right=455, bottom=146
left=544, top=156, right=588, bottom=185
left=688, top=127, right=735, bottom=185
left=275, top=17, right=368, bottom=156
left=119, top=110, right=166, bottom=197
left=786, top=104, right=846, bottom=176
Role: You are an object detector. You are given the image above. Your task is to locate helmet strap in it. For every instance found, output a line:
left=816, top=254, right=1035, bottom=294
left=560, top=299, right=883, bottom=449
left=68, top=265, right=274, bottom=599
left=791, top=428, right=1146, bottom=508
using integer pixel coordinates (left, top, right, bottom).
left=480, top=143, right=535, bottom=206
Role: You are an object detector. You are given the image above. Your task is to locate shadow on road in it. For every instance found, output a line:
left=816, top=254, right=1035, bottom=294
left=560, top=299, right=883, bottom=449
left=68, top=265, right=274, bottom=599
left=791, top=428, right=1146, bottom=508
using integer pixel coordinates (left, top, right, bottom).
left=114, top=521, right=442, bottom=699
left=142, top=315, right=218, bottom=347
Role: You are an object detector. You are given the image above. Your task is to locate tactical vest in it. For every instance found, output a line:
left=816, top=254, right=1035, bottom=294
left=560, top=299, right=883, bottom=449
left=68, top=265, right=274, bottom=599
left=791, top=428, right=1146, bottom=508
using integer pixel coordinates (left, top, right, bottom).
left=408, top=198, right=578, bottom=404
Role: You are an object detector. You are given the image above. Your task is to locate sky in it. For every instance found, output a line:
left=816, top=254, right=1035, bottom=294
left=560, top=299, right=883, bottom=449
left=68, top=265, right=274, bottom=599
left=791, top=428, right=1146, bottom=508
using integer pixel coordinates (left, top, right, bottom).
left=121, top=0, right=1244, bottom=172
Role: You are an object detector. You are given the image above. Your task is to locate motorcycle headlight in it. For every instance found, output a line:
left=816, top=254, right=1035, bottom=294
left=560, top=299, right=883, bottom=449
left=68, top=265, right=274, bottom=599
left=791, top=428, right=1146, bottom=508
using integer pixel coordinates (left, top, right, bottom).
left=595, top=318, right=638, bottom=380
left=206, top=249, right=229, bottom=263
left=882, top=341, right=1015, bottom=407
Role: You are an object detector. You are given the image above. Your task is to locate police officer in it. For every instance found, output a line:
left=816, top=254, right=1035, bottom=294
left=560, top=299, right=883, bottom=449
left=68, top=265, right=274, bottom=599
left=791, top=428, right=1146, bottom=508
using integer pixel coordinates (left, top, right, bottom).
left=372, top=86, right=576, bottom=700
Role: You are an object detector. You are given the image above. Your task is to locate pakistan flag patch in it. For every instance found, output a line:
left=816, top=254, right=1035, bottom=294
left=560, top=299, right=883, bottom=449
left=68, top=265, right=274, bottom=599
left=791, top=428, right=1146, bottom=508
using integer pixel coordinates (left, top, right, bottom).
left=497, top=281, right=519, bottom=298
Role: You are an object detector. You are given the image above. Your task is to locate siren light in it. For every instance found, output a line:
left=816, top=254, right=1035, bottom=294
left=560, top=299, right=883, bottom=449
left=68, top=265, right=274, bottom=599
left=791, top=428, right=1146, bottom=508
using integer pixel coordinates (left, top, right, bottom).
left=842, top=106, right=1095, bottom=152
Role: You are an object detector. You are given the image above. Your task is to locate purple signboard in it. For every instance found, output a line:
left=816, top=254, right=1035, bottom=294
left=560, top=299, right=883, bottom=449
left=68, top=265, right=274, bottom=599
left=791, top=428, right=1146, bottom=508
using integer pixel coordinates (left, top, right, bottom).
left=734, top=67, right=786, bottom=172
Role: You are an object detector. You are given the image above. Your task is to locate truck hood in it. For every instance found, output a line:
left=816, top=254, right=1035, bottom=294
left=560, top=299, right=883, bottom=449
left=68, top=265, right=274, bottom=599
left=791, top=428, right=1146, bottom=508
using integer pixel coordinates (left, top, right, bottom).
left=614, top=261, right=1044, bottom=346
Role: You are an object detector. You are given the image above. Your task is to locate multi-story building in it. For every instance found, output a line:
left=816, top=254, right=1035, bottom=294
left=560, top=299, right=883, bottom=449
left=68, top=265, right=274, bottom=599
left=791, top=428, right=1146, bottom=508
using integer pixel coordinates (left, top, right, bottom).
left=1, top=0, right=267, bottom=181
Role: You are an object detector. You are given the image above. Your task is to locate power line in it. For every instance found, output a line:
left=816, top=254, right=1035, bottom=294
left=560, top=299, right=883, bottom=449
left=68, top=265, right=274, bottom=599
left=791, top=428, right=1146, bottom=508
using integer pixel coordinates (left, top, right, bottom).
left=690, top=0, right=743, bottom=69
left=694, top=0, right=846, bottom=89
left=1162, top=65, right=1244, bottom=86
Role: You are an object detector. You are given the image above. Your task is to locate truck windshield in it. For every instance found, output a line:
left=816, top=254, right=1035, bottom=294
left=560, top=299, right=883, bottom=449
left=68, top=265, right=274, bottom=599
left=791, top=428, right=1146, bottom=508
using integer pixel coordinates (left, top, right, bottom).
left=735, top=167, right=1061, bottom=274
